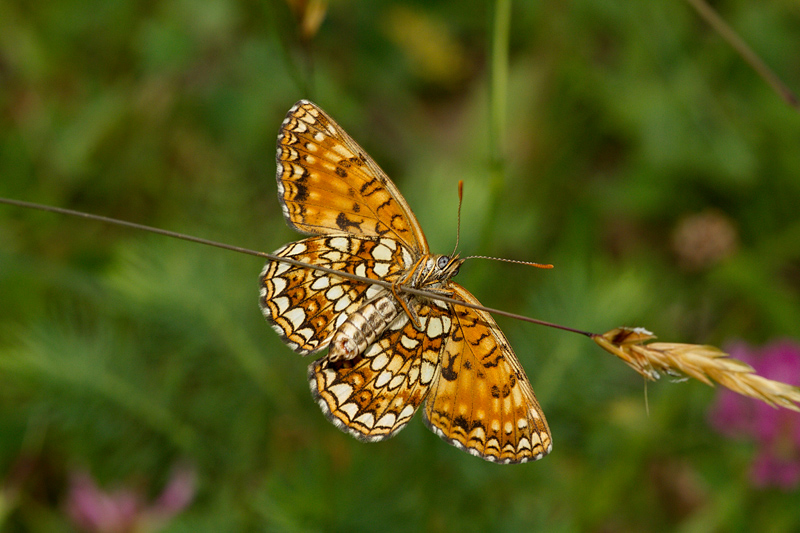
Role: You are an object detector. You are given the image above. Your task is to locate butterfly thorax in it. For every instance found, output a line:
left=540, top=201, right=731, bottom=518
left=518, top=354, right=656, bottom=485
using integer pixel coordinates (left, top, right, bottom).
left=327, top=253, right=464, bottom=361
left=405, top=254, right=464, bottom=291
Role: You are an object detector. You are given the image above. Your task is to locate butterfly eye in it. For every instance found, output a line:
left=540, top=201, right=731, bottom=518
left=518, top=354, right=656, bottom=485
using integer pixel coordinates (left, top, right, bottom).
left=437, top=256, right=450, bottom=270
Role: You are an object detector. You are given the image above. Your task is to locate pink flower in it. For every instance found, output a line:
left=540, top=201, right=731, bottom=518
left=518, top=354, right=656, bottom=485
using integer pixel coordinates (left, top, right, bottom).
left=709, top=340, right=800, bottom=490
left=66, top=464, right=195, bottom=532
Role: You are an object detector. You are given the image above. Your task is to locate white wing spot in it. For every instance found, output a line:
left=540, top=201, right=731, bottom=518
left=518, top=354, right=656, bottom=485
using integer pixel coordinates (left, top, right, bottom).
left=400, top=248, right=414, bottom=268
left=322, top=250, right=343, bottom=262
left=364, top=342, right=383, bottom=358
left=339, top=402, right=359, bottom=419
left=373, top=262, right=390, bottom=278
left=325, top=285, right=344, bottom=301
left=311, top=276, right=331, bottom=290
left=273, top=262, right=291, bottom=276
left=333, top=295, right=352, bottom=312
left=400, top=335, right=419, bottom=350
left=388, top=374, right=405, bottom=390
left=287, top=242, right=307, bottom=256
left=372, top=243, right=393, bottom=261
left=284, top=307, right=306, bottom=328
left=272, top=296, right=290, bottom=314
left=321, top=368, right=337, bottom=387
left=376, top=413, right=397, bottom=428
left=375, top=370, right=393, bottom=388
left=328, top=237, right=350, bottom=251
left=296, top=328, right=314, bottom=342
left=334, top=313, right=349, bottom=328
left=270, top=277, right=287, bottom=294
left=420, top=360, right=437, bottom=384
left=329, top=383, right=353, bottom=404
left=370, top=353, right=389, bottom=371
left=426, top=318, right=444, bottom=338
left=365, top=284, right=383, bottom=299
left=355, top=412, right=375, bottom=428
left=398, top=404, right=415, bottom=421
left=379, top=238, right=397, bottom=251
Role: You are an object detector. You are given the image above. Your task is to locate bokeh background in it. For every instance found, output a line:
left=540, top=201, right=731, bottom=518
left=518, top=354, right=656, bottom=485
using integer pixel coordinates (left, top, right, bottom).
left=2, top=0, right=800, bottom=531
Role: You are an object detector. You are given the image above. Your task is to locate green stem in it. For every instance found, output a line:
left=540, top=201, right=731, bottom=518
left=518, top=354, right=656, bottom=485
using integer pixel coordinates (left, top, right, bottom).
left=483, top=0, right=512, bottom=250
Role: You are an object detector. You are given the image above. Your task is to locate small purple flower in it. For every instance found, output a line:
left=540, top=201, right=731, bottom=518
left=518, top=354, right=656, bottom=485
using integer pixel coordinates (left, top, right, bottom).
left=709, top=340, right=800, bottom=490
left=66, top=464, right=196, bottom=532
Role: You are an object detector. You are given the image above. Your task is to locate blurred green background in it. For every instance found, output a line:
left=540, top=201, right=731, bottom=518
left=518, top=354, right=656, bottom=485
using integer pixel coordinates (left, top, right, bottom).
left=2, top=0, right=800, bottom=530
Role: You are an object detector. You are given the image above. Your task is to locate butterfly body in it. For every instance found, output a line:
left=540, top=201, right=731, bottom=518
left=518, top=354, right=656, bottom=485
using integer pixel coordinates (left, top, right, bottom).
left=259, top=100, right=552, bottom=463
left=328, top=294, right=402, bottom=361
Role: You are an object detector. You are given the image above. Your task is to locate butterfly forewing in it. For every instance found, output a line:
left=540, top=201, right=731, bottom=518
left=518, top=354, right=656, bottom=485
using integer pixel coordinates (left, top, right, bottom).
left=423, top=284, right=552, bottom=463
left=310, top=303, right=449, bottom=440
left=260, top=235, right=413, bottom=354
left=277, top=101, right=428, bottom=254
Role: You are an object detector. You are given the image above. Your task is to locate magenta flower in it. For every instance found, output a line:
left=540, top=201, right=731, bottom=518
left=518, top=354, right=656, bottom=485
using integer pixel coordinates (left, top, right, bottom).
left=709, top=340, right=800, bottom=490
left=66, top=464, right=196, bottom=532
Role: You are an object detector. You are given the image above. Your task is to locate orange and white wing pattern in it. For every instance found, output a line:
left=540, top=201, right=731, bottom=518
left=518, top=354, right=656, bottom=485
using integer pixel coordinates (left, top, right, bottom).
left=260, top=235, right=413, bottom=354
left=310, top=303, right=449, bottom=440
left=276, top=100, right=428, bottom=254
left=264, top=100, right=552, bottom=464
left=423, top=284, right=552, bottom=464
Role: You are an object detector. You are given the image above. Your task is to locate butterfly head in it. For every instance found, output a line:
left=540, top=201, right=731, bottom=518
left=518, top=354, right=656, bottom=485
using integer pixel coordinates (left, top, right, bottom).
left=429, top=253, right=465, bottom=284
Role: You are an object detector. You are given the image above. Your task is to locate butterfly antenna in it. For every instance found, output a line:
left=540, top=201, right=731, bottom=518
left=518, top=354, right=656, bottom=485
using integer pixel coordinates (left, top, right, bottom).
left=463, top=255, right=554, bottom=269
left=454, top=181, right=552, bottom=269
left=451, top=180, right=464, bottom=257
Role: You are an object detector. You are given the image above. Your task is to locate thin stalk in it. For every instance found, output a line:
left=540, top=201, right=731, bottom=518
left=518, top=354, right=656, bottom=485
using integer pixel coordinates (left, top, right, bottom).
left=481, top=0, right=513, bottom=250
left=685, top=0, right=798, bottom=109
left=0, top=197, right=596, bottom=337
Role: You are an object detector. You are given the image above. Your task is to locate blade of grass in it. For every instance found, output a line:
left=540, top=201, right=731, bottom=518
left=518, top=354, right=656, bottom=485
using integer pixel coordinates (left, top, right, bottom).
left=684, top=0, right=799, bottom=110
left=481, top=0, right=513, bottom=250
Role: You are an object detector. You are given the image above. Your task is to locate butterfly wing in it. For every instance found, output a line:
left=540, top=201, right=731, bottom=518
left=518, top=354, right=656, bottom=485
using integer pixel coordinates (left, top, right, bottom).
left=423, top=284, right=552, bottom=464
left=276, top=100, right=429, bottom=254
left=260, top=235, right=414, bottom=355
left=309, top=303, right=449, bottom=440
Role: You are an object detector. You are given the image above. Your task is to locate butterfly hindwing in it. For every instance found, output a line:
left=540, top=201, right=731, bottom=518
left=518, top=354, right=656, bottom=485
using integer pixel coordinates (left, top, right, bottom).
left=260, top=235, right=414, bottom=354
left=309, top=303, right=449, bottom=440
left=423, top=284, right=552, bottom=463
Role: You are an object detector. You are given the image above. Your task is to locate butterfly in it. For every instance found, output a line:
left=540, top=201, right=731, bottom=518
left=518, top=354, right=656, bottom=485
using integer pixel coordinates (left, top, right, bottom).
left=259, top=100, right=551, bottom=463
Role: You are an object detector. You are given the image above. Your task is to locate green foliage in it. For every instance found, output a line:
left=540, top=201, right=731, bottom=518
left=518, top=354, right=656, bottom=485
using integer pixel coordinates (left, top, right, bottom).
left=1, top=0, right=800, bottom=530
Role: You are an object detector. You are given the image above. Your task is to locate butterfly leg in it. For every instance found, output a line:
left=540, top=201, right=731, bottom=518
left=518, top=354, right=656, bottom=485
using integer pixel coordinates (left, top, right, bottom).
left=391, top=280, right=424, bottom=330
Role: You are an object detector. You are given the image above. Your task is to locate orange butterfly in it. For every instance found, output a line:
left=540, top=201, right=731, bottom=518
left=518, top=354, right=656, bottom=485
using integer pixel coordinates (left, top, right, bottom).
left=259, top=101, right=551, bottom=463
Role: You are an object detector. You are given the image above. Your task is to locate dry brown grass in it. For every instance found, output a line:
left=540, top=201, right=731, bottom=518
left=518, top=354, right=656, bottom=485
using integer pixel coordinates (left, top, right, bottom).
left=594, top=327, right=800, bottom=411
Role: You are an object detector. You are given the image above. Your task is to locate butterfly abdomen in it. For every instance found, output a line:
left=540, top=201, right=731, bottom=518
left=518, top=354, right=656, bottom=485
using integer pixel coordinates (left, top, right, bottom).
left=328, top=294, right=402, bottom=361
